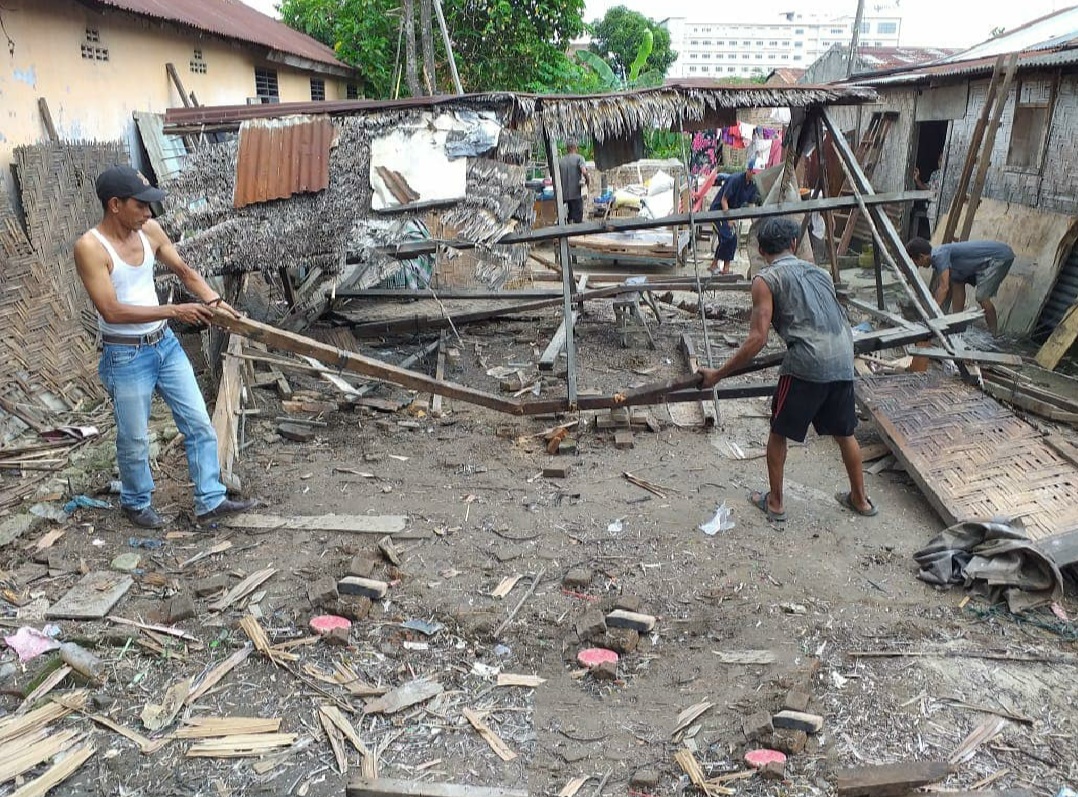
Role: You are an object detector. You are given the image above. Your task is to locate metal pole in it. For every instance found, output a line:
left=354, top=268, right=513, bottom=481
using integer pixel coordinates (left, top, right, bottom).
left=432, top=0, right=464, bottom=95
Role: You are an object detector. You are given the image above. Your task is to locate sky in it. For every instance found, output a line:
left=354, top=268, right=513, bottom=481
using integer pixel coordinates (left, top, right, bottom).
left=239, top=0, right=1070, bottom=50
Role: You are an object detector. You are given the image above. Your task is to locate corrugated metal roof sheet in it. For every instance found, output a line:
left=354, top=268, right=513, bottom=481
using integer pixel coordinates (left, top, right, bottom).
left=233, top=116, right=335, bottom=208
left=856, top=45, right=1078, bottom=85
left=88, top=0, right=349, bottom=70
left=937, top=6, right=1078, bottom=63
left=855, top=47, right=959, bottom=70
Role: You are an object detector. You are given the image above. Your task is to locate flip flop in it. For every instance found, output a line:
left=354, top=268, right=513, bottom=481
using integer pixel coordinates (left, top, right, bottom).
left=835, top=491, right=879, bottom=517
left=749, top=490, right=786, bottom=523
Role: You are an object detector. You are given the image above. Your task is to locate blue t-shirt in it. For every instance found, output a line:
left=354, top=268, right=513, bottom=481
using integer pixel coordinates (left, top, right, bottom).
left=710, top=170, right=760, bottom=212
left=931, top=241, right=1015, bottom=282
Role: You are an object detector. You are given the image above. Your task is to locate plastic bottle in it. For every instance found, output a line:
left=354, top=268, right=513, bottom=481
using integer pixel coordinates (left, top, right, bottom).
left=60, top=642, right=105, bottom=682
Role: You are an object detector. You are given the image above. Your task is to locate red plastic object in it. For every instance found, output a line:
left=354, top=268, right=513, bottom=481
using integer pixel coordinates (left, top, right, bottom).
left=577, top=648, right=619, bottom=668
left=310, top=615, right=352, bottom=635
left=745, top=749, right=787, bottom=768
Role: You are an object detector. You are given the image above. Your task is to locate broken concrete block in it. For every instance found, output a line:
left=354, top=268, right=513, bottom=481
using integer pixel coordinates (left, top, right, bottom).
left=600, top=627, right=639, bottom=654
left=784, top=690, right=812, bottom=713
left=307, top=576, right=339, bottom=609
left=612, top=595, right=643, bottom=613
left=773, top=710, right=823, bottom=734
left=743, top=711, right=774, bottom=742
left=760, top=760, right=785, bottom=780
left=557, top=437, right=578, bottom=455
left=335, top=596, right=372, bottom=621
left=592, top=660, right=618, bottom=681
left=347, top=555, right=378, bottom=578
left=772, top=729, right=808, bottom=755
left=324, top=626, right=350, bottom=646
left=193, top=574, right=230, bottom=598
left=543, top=465, right=570, bottom=479
left=614, top=430, right=634, bottom=450
left=605, top=609, right=656, bottom=633
left=277, top=423, right=315, bottom=443
left=377, top=535, right=401, bottom=566
left=630, top=769, right=660, bottom=790
left=156, top=593, right=196, bottom=625
left=562, top=566, right=593, bottom=589
left=338, top=576, right=388, bottom=599
left=110, top=553, right=141, bottom=572
left=575, top=609, right=607, bottom=642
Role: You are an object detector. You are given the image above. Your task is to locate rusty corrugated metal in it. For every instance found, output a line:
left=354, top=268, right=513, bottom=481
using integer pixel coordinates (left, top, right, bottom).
left=87, top=0, right=349, bottom=69
left=233, top=117, right=335, bottom=209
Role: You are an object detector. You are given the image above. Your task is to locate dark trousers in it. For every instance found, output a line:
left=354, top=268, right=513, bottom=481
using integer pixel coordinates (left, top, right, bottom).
left=564, top=197, right=584, bottom=224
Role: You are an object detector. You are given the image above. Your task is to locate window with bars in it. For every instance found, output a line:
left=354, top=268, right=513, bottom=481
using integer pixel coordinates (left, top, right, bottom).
left=1007, top=82, right=1053, bottom=172
left=310, top=78, right=326, bottom=101
left=254, top=68, right=279, bottom=102
left=190, top=47, right=207, bottom=74
left=346, top=83, right=359, bottom=100
left=81, top=28, right=109, bottom=61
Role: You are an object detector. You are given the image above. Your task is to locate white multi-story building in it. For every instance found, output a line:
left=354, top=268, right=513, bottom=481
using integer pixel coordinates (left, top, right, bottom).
left=666, top=10, right=903, bottom=80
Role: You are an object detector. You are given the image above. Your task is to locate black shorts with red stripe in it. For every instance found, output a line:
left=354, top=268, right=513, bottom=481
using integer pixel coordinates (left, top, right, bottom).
left=770, top=375, right=857, bottom=443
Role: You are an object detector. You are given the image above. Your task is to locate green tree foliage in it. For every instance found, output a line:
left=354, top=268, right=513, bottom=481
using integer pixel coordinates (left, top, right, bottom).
left=280, top=0, right=591, bottom=97
left=280, top=0, right=400, bottom=97
left=588, top=6, right=677, bottom=82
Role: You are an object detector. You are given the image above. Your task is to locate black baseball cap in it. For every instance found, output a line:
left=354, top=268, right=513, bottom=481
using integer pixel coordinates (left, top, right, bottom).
left=95, top=165, right=166, bottom=203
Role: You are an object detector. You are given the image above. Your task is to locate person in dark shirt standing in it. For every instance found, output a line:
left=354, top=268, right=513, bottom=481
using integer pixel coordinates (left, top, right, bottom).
left=709, top=161, right=762, bottom=275
left=905, top=238, right=1015, bottom=334
left=558, top=138, right=589, bottom=224
left=700, top=217, right=877, bottom=522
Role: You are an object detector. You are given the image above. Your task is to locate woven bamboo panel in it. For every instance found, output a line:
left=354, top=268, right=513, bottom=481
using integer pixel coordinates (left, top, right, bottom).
left=858, top=373, right=1078, bottom=551
left=14, top=141, right=127, bottom=321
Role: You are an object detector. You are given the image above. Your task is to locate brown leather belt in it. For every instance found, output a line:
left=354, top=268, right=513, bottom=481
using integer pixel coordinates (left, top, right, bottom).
left=100, top=326, right=166, bottom=346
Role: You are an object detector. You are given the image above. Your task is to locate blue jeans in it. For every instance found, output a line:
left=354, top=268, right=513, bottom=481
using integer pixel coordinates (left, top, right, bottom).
left=98, top=327, right=226, bottom=516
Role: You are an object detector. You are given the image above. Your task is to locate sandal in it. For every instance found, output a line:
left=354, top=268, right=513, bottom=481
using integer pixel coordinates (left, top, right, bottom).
left=749, top=490, right=786, bottom=523
left=835, top=491, right=879, bottom=517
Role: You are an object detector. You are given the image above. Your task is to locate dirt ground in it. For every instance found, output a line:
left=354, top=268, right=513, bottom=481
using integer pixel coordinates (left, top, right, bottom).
left=2, top=256, right=1077, bottom=797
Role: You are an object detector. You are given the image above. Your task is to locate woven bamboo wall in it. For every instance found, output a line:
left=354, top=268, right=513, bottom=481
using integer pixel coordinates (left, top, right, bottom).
left=0, top=142, right=122, bottom=439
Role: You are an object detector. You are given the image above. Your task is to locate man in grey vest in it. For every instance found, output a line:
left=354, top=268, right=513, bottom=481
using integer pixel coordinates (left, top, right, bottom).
left=74, top=165, right=257, bottom=529
left=558, top=138, right=589, bottom=224
left=700, top=217, right=877, bottom=522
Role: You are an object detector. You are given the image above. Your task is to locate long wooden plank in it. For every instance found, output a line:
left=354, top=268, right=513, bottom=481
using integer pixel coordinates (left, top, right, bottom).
left=836, top=761, right=951, bottom=797
left=212, top=334, right=243, bottom=484
left=376, top=191, right=931, bottom=258
left=909, top=348, right=1023, bottom=366
left=347, top=778, right=527, bottom=797
left=8, top=742, right=95, bottom=797
left=1034, top=301, right=1078, bottom=371
left=45, top=572, right=133, bottom=620
left=539, top=312, right=577, bottom=372
left=544, top=127, right=578, bottom=408
left=209, top=308, right=523, bottom=414
left=222, top=513, right=407, bottom=534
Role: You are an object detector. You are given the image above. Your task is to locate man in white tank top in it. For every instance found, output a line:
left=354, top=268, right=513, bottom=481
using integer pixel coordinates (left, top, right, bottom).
left=73, top=165, right=257, bottom=529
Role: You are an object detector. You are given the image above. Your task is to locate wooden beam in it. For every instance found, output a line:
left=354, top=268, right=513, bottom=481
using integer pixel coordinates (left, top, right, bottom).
left=906, top=348, right=1023, bottom=366
left=1034, top=301, right=1078, bottom=371
left=959, top=53, right=1019, bottom=242
left=165, top=63, right=193, bottom=108
left=836, top=761, right=952, bottom=797
left=538, top=311, right=577, bottom=372
left=430, top=331, right=446, bottom=417
left=211, top=335, right=244, bottom=488
left=544, top=127, right=578, bottom=408
left=846, top=297, right=916, bottom=329
left=38, top=98, right=59, bottom=142
left=208, top=308, right=523, bottom=415
left=431, top=0, right=463, bottom=94
left=375, top=191, right=931, bottom=258
left=347, top=777, right=526, bottom=797
left=679, top=333, right=717, bottom=427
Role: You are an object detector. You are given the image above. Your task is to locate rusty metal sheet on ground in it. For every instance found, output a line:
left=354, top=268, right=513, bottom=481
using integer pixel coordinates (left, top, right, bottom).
left=858, top=373, right=1078, bottom=565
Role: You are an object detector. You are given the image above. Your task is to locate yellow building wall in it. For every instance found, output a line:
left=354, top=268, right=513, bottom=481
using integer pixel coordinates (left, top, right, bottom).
left=0, top=0, right=354, bottom=191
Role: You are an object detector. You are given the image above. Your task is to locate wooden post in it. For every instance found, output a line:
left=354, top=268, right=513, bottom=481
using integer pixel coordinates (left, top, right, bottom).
left=941, top=55, right=1004, bottom=243
left=165, top=63, right=193, bottom=108
left=958, top=52, right=1019, bottom=241
left=814, top=117, right=841, bottom=284
left=543, top=128, right=578, bottom=409
left=872, top=241, right=885, bottom=311
left=37, top=98, right=59, bottom=143
left=431, top=0, right=463, bottom=95
left=419, top=0, right=437, bottom=95
left=402, top=0, right=420, bottom=97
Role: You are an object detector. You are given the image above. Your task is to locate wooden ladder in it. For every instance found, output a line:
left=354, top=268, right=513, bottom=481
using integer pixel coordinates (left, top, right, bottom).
left=833, top=111, right=899, bottom=256
left=941, top=52, right=1019, bottom=243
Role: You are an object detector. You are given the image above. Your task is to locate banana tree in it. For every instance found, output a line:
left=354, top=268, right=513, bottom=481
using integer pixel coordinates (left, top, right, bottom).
left=577, top=28, right=664, bottom=90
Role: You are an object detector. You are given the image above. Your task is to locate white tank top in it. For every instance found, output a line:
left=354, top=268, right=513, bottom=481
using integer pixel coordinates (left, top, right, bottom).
left=89, top=228, right=166, bottom=336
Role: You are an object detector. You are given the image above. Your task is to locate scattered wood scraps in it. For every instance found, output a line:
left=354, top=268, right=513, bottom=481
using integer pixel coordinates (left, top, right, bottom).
left=462, top=708, right=517, bottom=762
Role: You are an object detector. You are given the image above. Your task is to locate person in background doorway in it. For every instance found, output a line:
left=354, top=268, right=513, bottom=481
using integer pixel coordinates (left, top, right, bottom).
left=905, top=237, right=1015, bottom=335
left=912, top=153, right=943, bottom=237
left=709, top=160, right=762, bottom=275
left=74, top=165, right=258, bottom=529
left=699, top=216, right=877, bottom=522
left=558, top=138, right=589, bottom=224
